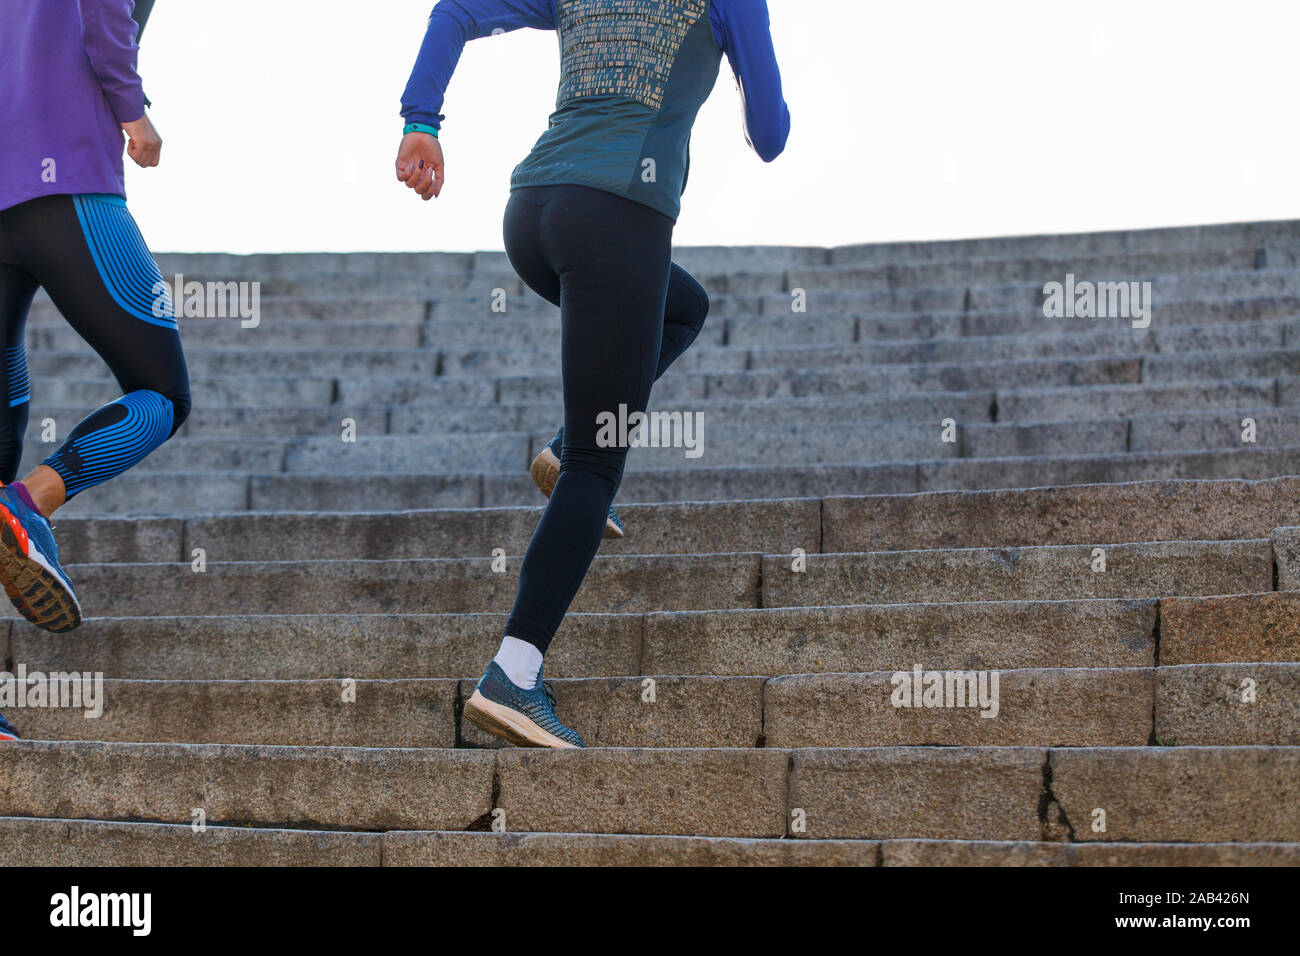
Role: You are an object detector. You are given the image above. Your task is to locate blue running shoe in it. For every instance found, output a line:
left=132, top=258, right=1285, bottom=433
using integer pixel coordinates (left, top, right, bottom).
left=463, top=660, right=585, bottom=749
left=0, top=711, right=18, bottom=741
left=531, top=426, right=625, bottom=539
left=0, top=483, right=82, bottom=632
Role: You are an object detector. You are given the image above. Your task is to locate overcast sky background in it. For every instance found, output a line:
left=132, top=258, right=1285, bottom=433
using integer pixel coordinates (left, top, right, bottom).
left=126, top=0, right=1298, bottom=253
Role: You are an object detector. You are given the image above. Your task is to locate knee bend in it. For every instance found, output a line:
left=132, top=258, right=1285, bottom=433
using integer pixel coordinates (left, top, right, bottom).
left=168, top=389, right=191, bottom=436
left=679, top=276, right=711, bottom=334
left=691, top=283, right=711, bottom=327
left=560, top=444, right=626, bottom=489
left=134, top=386, right=189, bottom=437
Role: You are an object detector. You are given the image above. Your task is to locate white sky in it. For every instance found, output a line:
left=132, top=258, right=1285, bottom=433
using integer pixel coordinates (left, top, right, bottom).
left=127, top=0, right=1299, bottom=253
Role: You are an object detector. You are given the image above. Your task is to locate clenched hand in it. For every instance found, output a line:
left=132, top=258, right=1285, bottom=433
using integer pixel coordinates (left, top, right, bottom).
left=396, top=132, right=444, bottom=201
left=121, top=113, right=162, bottom=168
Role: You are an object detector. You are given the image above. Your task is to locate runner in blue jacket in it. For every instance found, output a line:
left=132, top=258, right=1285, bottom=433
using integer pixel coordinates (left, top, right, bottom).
left=397, top=0, right=789, bottom=748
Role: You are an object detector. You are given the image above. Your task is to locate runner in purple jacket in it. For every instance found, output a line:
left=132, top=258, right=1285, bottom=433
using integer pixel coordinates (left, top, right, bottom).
left=0, top=0, right=190, bottom=678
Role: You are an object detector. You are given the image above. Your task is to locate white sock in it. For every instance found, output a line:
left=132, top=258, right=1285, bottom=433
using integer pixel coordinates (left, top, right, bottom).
left=493, top=636, right=543, bottom=689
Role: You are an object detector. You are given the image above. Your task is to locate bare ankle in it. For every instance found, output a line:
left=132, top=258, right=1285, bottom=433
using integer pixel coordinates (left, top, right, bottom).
left=17, top=466, right=67, bottom=518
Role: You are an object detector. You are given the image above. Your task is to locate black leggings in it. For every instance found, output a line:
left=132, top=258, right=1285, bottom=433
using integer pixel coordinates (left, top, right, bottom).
left=502, top=184, right=709, bottom=654
left=0, top=194, right=190, bottom=495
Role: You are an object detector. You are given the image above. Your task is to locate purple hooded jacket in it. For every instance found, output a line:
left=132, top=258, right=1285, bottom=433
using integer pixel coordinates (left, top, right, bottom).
left=1, top=0, right=147, bottom=212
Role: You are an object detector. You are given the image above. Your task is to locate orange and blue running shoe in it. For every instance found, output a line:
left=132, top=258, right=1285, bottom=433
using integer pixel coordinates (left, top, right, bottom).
left=0, top=483, right=81, bottom=632
left=0, top=711, right=18, bottom=741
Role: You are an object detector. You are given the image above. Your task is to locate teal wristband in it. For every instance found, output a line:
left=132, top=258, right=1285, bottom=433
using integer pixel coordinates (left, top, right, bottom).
left=403, top=123, right=439, bottom=138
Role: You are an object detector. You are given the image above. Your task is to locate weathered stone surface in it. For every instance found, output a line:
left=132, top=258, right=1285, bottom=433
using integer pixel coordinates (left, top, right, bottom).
left=788, top=748, right=1045, bottom=841
left=1271, top=527, right=1300, bottom=590
left=63, top=552, right=761, bottom=617
left=0, top=741, right=494, bottom=831
left=250, top=474, right=482, bottom=511
left=1155, top=664, right=1300, bottom=745
left=882, top=840, right=1300, bottom=866
left=761, top=540, right=1271, bottom=607
left=11, top=679, right=459, bottom=748
left=1145, top=348, right=1300, bottom=382
left=1160, top=591, right=1300, bottom=665
left=1132, top=410, right=1300, bottom=452
left=495, top=749, right=788, bottom=838
left=0, top=818, right=381, bottom=866
left=824, top=477, right=1300, bottom=552
left=382, top=831, right=878, bottom=866
left=964, top=420, right=1129, bottom=459
left=881, top=840, right=1069, bottom=866
left=702, top=356, right=1141, bottom=401
left=51, top=517, right=185, bottom=564
left=10, top=613, right=641, bottom=681
left=995, top=380, right=1277, bottom=423
left=643, top=601, right=1157, bottom=675
left=1067, top=842, right=1300, bottom=866
left=180, top=497, right=820, bottom=560
left=284, top=434, right=529, bottom=475
left=764, top=668, right=1152, bottom=748
left=919, top=448, right=1300, bottom=494
left=54, top=473, right=249, bottom=517
left=1048, top=747, right=1300, bottom=842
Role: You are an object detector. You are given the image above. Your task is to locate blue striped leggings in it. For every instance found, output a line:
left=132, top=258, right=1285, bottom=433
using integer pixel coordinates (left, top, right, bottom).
left=0, top=194, right=190, bottom=496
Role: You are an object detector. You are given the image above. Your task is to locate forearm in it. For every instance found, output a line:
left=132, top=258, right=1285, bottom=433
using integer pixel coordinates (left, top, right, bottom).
left=716, top=0, right=791, bottom=162
left=79, top=0, right=147, bottom=123
left=400, top=0, right=555, bottom=131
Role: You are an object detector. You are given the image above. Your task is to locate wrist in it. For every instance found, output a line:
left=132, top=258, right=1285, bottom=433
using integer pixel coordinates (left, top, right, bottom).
left=403, top=122, right=439, bottom=138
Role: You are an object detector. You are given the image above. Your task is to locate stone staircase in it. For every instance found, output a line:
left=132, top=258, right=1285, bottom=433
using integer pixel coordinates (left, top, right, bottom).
left=2, top=220, right=1299, bottom=866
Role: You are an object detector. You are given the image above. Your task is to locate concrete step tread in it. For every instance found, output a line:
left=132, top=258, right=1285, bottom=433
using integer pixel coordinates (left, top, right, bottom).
left=22, top=590, right=1296, bottom=679
left=29, top=379, right=1273, bottom=435
left=46, top=444, right=1300, bottom=516
left=2, top=742, right=1295, bottom=840
left=45, top=474, right=1298, bottom=562
left=40, top=536, right=1276, bottom=617
left=6, top=663, right=1294, bottom=749
left=61, top=533, right=1274, bottom=566
left=33, top=349, right=1172, bottom=387
left=31, top=314, right=1291, bottom=359
left=2, top=597, right=1163, bottom=679
left=73, top=442, right=1300, bottom=481
left=85, top=403, right=1300, bottom=437
left=91, top=406, right=1300, bottom=476
left=4, top=817, right=1295, bottom=865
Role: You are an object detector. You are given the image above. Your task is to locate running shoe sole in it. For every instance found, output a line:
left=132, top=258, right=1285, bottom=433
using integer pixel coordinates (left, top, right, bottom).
left=0, top=502, right=82, bottom=633
left=530, top=445, right=625, bottom=539
left=463, top=689, right=581, bottom=749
